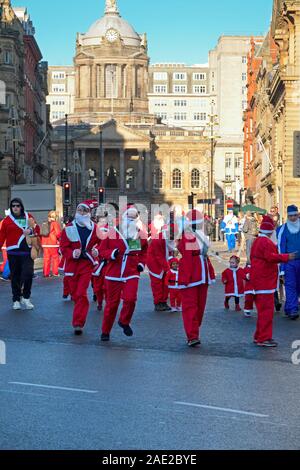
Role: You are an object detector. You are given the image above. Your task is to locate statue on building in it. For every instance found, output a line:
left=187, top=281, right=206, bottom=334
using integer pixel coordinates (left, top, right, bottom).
left=105, top=0, right=119, bottom=14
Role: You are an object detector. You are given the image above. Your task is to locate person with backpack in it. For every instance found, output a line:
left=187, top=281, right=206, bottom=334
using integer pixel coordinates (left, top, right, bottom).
left=41, top=211, right=62, bottom=278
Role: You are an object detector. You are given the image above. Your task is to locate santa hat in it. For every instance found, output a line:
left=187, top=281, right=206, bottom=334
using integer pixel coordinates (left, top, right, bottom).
left=185, top=209, right=204, bottom=226
left=287, top=205, right=299, bottom=216
left=260, top=215, right=275, bottom=234
left=122, top=205, right=138, bottom=220
left=169, top=257, right=179, bottom=266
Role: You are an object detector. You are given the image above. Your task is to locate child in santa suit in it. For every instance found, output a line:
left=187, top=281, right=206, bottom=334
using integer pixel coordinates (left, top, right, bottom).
left=59, top=202, right=101, bottom=335
left=243, top=263, right=255, bottom=317
left=251, top=215, right=296, bottom=347
left=177, top=209, right=216, bottom=347
left=165, top=257, right=182, bottom=312
left=99, top=206, right=148, bottom=342
left=222, top=255, right=244, bottom=312
left=92, top=213, right=109, bottom=312
left=147, top=222, right=174, bottom=312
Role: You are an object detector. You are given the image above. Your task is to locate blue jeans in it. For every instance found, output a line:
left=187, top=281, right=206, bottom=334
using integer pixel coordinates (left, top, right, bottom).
left=226, top=234, right=236, bottom=251
left=284, top=260, right=300, bottom=316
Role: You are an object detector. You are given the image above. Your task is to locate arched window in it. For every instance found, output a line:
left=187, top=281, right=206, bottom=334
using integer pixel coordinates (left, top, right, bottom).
left=191, top=168, right=200, bottom=189
left=153, top=168, right=163, bottom=189
left=172, top=168, right=182, bottom=189
left=126, top=168, right=136, bottom=190
left=105, top=166, right=118, bottom=188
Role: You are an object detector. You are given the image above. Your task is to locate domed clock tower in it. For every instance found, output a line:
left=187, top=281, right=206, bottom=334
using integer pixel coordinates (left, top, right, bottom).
left=74, top=0, right=149, bottom=117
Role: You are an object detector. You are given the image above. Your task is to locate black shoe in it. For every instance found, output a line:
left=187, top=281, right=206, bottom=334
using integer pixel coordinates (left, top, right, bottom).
left=275, top=303, right=282, bottom=312
left=118, top=321, right=133, bottom=337
left=101, top=333, right=110, bottom=342
left=187, top=339, right=201, bottom=348
left=63, top=295, right=69, bottom=300
left=155, top=303, right=164, bottom=312
left=74, top=327, right=83, bottom=336
left=161, top=303, right=172, bottom=311
left=290, top=314, right=299, bottom=321
left=93, top=294, right=97, bottom=302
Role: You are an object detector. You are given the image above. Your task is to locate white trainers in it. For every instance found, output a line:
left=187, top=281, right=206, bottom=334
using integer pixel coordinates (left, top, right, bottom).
left=13, top=301, right=21, bottom=310
left=21, top=298, right=34, bottom=310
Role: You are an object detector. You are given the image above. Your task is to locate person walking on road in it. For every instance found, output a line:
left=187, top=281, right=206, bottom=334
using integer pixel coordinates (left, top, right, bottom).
left=41, top=211, right=62, bottom=278
left=250, top=215, right=297, bottom=347
left=0, top=198, right=40, bottom=310
left=242, top=211, right=258, bottom=264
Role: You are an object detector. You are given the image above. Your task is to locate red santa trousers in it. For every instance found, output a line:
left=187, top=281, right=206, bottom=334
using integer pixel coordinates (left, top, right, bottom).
left=169, top=290, right=182, bottom=308
left=182, top=284, right=208, bottom=341
left=102, top=278, right=139, bottom=334
left=43, top=247, right=60, bottom=277
left=63, top=276, right=71, bottom=297
left=150, top=274, right=169, bottom=305
left=254, top=293, right=274, bottom=343
left=244, top=293, right=254, bottom=312
left=68, top=260, right=93, bottom=328
left=93, top=273, right=106, bottom=307
left=0, top=248, right=7, bottom=272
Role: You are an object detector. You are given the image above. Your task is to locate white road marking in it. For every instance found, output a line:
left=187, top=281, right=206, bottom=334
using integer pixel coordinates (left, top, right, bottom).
left=9, top=382, right=98, bottom=394
left=174, top=401, right=269, bottom=418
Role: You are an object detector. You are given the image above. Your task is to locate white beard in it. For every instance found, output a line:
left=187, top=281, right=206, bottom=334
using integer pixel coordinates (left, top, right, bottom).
left=287, top=219, right=300, bottom=235
left=122, top=218, right=141, bottom=240
left=75, top=214, right=93, bottom=230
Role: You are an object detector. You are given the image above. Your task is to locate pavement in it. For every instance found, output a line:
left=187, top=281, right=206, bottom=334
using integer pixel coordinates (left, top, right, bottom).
left=0, top=245, right=300, bottom=450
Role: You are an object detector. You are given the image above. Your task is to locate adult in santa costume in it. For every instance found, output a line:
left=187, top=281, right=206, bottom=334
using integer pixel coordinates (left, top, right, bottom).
left=147, top=222, right=175, bottom=312
left=243, top=263, right=255, bottom=317
left=250, top=215, right=296, bottom=347
left=165, top=257, right=182, bottom=312
left=59, top=202, right=101, bottom=335
left=41, top=211, right=62, bottom=278
left=0, top=198, right=40, bottom=310
left=221, top=210, right=239, bottom=252
left=222, top=255, right=244, bottom=312
left=92, top=213, right=109, bottom=311
left=99, top=206, right=148, bottom=341
left=177, top=209, right=216, bottom=347
left=277, top=205, right=300, bottom=320
left=0, top=217, right=8, bottom=279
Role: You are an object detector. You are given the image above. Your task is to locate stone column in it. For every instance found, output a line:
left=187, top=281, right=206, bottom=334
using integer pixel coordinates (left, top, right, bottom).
left=144, top=151, right=151, bottom=192
left=132, top=65, right=136, bottom=98
left=138, top=150, right=144, bottom=192
left=76, top=65, right=80, bottom=98
left=126, top=65, right=132, bottom=99
left=117, top=65, right=122, bottom=98
left=119, top=149, right=125, bottom=192
left=81, top=148, right=86, bottom=189
left=92, top=64, right=97, bottom=98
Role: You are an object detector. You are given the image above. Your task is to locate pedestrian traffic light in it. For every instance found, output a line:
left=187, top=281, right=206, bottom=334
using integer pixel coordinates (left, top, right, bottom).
left=63, top=182, right=71, bottom=206
left=98, top=187, right=105, bottom=204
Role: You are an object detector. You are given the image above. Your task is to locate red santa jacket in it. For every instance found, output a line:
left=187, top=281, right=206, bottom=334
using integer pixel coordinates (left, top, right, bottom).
left=222, top=267, right=245, bottom=297
left=0, top=212, right=40, bottom=252
left=177, top=232, right=216, bottom=288
left=92, top=225, right=109, bottom=278
left=59, top=221, right=100, bottom=276
left=250, top=234, right=289, bottom=294
left=165, top=269, right=180, bottom=289
left=0, top=220, right=6, bottom=250
left=243, top=265, right=254, bottom=295
left=41, top=221, right=62, bottom=249
left=99, top=226, right=148, bottom=282
left=147, top=231, right=170, bottom=279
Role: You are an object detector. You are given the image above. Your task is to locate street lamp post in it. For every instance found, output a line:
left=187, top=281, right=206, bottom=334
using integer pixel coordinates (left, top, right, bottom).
left=99, top=126, right=104, bottom=188
left=205, top=100, right=219, bottom=219
left=65, top=114, right=69, bottom=217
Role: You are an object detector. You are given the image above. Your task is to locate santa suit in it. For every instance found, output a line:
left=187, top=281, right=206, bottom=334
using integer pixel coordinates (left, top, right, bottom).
left=221, top=213, right=239, bottom=251
left=250, top=235, right=289, bottom=343
left=99, top=225, right=148, bottom=335
left=92, top=225, right=109, bottom=309
left=147, top=230, right=170, bottom=306
left=165, top=269, right=182, bottom=309
left=59, top=255, right=71, bottom=298
left=60, top=221, right=100, bottom=328
left=0, top=220, right=7, bottom=273
left=177, top=231, right=216, bottom=342
left=41, top=221, right=61, bottom=277
left=244, top=265, right=255, bottom=313
left=222, top=267, right=245, bottom=299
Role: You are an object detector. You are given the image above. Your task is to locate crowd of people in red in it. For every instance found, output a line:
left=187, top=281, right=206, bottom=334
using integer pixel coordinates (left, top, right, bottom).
left=0, top=198, right=297, bottom=348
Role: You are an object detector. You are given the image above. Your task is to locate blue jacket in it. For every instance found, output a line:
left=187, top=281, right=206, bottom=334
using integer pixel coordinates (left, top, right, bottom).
left=277, top=223, right=300, bottom=274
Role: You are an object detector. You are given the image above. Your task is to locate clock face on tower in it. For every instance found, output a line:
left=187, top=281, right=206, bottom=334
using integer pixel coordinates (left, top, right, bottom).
left=105, top=28, right=119, bottom=43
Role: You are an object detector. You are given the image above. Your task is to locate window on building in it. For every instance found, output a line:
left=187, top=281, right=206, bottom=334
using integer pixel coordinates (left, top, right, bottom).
left=153, top=168, right=163, bottom=189
left=105, top=166, right=118, bottom=188
left=242, top=73, right=247, bottom=81
left=235, top=154, right=242, bottom=170
left=154, top=100, right=167, bottom=107
left=126, top=168, right=136, bottom=190
left=193, top=73, right=206, bottom=81
left=191, top=168, right=200, bottom=189
left=242, top=56, right=247, bottom=64
left=193, top=85, right=206, bottom=94
left=174, top=100, right=187, bottom=107
left=225, top=154, right=232, bottom=169
left=172, top=169, right=182, bottom=189
left=173, top=73, right=187, bottom=81
left=52, top=72, right=65, bottom=80
left=211, top=85, right=215, bottom=92
left=242, top=100, right=247, bottom=110
left=4, top=51, right=13, bottom=65
left=242, top=86, right=247, bottom=95
left=155, top=112, right=167, bottom=120
left=5, top=93, right=12, bottom=109
left=153, top=72, right=168, bottom=81
left=154, top=85, right=167, bottom=94
left=173, top=85, right=187, bottom=94
left=52, top=84, right=65, bottom=93
left=105, top=65, right=118, bottom=98
left=194, top=113, right=206, bottom=121
left=174, top=113, right=187, bottom=121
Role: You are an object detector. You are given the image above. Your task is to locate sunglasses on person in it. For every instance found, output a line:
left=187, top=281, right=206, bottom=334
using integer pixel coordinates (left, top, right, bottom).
left=12, top=204, right=21, bottom=208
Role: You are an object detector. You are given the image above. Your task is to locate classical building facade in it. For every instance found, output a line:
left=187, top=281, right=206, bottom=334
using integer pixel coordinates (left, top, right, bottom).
left=51, top=0, right=210, bottom=212
left=0, top=1, right=51, bottom=214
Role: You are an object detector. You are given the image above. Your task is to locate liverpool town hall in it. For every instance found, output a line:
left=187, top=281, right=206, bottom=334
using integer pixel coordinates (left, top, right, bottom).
left=51, top=0, right=210, bottom=210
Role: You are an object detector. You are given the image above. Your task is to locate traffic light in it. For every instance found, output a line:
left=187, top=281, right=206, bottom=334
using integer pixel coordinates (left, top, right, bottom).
left=63, top=182, right=71, bottom=206
left=98, top=187, right=105, bottom=204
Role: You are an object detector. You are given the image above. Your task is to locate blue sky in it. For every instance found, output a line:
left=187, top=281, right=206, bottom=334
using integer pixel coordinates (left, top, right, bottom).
left=12, top=0, right=274, bottom=65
